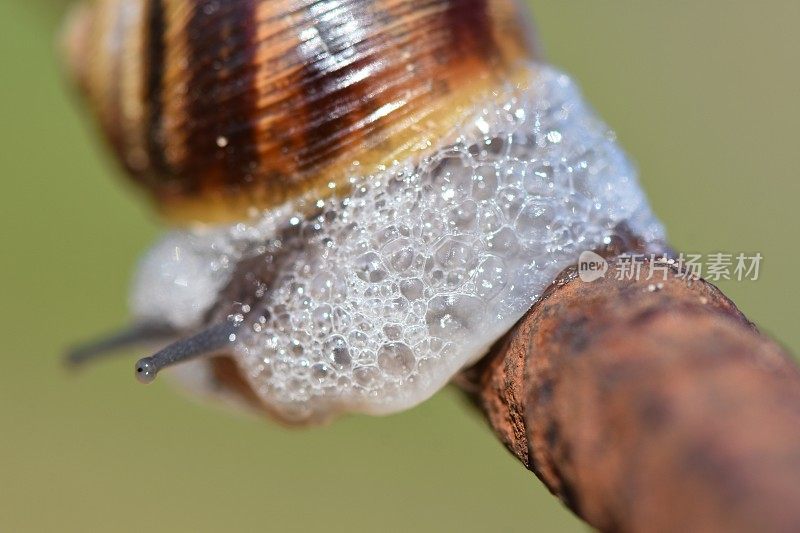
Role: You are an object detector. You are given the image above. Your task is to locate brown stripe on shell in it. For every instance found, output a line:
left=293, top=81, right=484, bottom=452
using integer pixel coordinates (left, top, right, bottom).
left=143, top=0, right=170, bottom=176
left=64, top=0, right=538, bottom=222
left=294, top=1, right=378, bottom=176
left=172, top=0, right=261, bottom=196
left=159, top=0, right=194, bottom=178
left=75, top=0, right=151, bottom=175
left=444, top=0, right=497, bottom=61
left=117, top=0, right=150, bottom=173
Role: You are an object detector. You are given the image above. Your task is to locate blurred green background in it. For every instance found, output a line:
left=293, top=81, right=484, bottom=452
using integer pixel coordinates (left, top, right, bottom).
left=1, top=1, right=798, bottom=531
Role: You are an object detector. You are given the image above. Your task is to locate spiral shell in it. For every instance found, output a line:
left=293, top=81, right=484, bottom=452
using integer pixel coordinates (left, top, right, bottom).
left=63, top=0, right=537, bottom=221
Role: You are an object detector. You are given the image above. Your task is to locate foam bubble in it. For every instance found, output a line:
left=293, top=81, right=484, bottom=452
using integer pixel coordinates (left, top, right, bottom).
left=135, top=64, right=666, bottom=423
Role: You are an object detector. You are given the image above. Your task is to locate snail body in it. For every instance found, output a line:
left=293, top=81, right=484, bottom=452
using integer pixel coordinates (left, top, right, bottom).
left=65, top=0, right=665, bottom=424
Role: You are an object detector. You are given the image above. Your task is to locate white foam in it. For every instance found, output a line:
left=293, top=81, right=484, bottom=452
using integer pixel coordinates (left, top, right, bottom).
left=132, top=64, right=666, bottom=423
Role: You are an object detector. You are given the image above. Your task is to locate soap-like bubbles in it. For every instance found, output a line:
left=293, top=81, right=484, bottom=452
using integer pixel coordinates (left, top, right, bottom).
left=137, top=64, right=665, bottom=423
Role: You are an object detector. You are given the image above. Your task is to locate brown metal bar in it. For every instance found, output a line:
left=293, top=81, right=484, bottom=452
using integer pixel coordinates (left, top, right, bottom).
left=461, top=256, right=800, bottom=532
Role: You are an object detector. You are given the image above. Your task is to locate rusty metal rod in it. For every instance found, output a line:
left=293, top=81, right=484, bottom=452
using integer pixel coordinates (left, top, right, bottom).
left=461, top=256, right=800, bottom=532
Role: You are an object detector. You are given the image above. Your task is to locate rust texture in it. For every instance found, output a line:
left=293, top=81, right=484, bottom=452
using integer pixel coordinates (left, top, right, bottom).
left=462, top=256, right=800, bottom=532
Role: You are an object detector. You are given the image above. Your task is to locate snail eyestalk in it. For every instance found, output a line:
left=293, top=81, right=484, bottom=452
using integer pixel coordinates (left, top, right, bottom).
left=66, top=323, right=177, bottom=369
left=135, top=322, right=238, bottom=384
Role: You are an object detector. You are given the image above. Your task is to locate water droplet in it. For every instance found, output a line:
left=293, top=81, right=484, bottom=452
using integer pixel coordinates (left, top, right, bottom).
left=546, top=130, right=563, bottom=144
left=425, top=294, right=482, bottom=337
left=448, top=200, right=478, bottom=231
left=473, top=165, right=498, bottom=201
left=311, top=363, right=332, bottom=382
left=382, top=323, right=403, bottom=340
left=348, top=330, right=369, bottom=349
left=312, top=304, right=333, bottom=334
left=399, top=278, right=424, bottom=300
left=383, top=238, right=415, bottom=272
left=434, top=238, right=475, bottom=270
left=515, top=200, right=555, bottom=243
left=354, top=365, right=381, bottom=388
left=498, top=186, right=526, bottom=220
left=475, top=256, right=507, bottom=301
left=355, top=252, right=388, bottom=282
left=377, top=342, right=415, bottom=378
left=428, top=153, right=472, bottom=201
left=310, top=272, right=347, bottom=302
left=324, top=335, right=351, bottom=369
left=486, top=226, right=520, bottom=255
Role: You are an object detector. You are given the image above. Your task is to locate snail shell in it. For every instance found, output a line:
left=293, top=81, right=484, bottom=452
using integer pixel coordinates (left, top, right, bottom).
left=64, top=0, right=666, bottom=424
left=63, top=0, right=537, bottom=222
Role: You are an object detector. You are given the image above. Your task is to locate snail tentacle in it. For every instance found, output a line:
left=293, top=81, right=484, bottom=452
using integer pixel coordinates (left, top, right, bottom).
left=135, top=322, right=238, bottom=384
left=65, top=322, right=178, bottom=369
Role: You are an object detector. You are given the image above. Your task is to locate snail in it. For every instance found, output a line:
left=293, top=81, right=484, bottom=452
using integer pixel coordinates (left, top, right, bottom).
left=63, top=0, right=666, bottom=424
